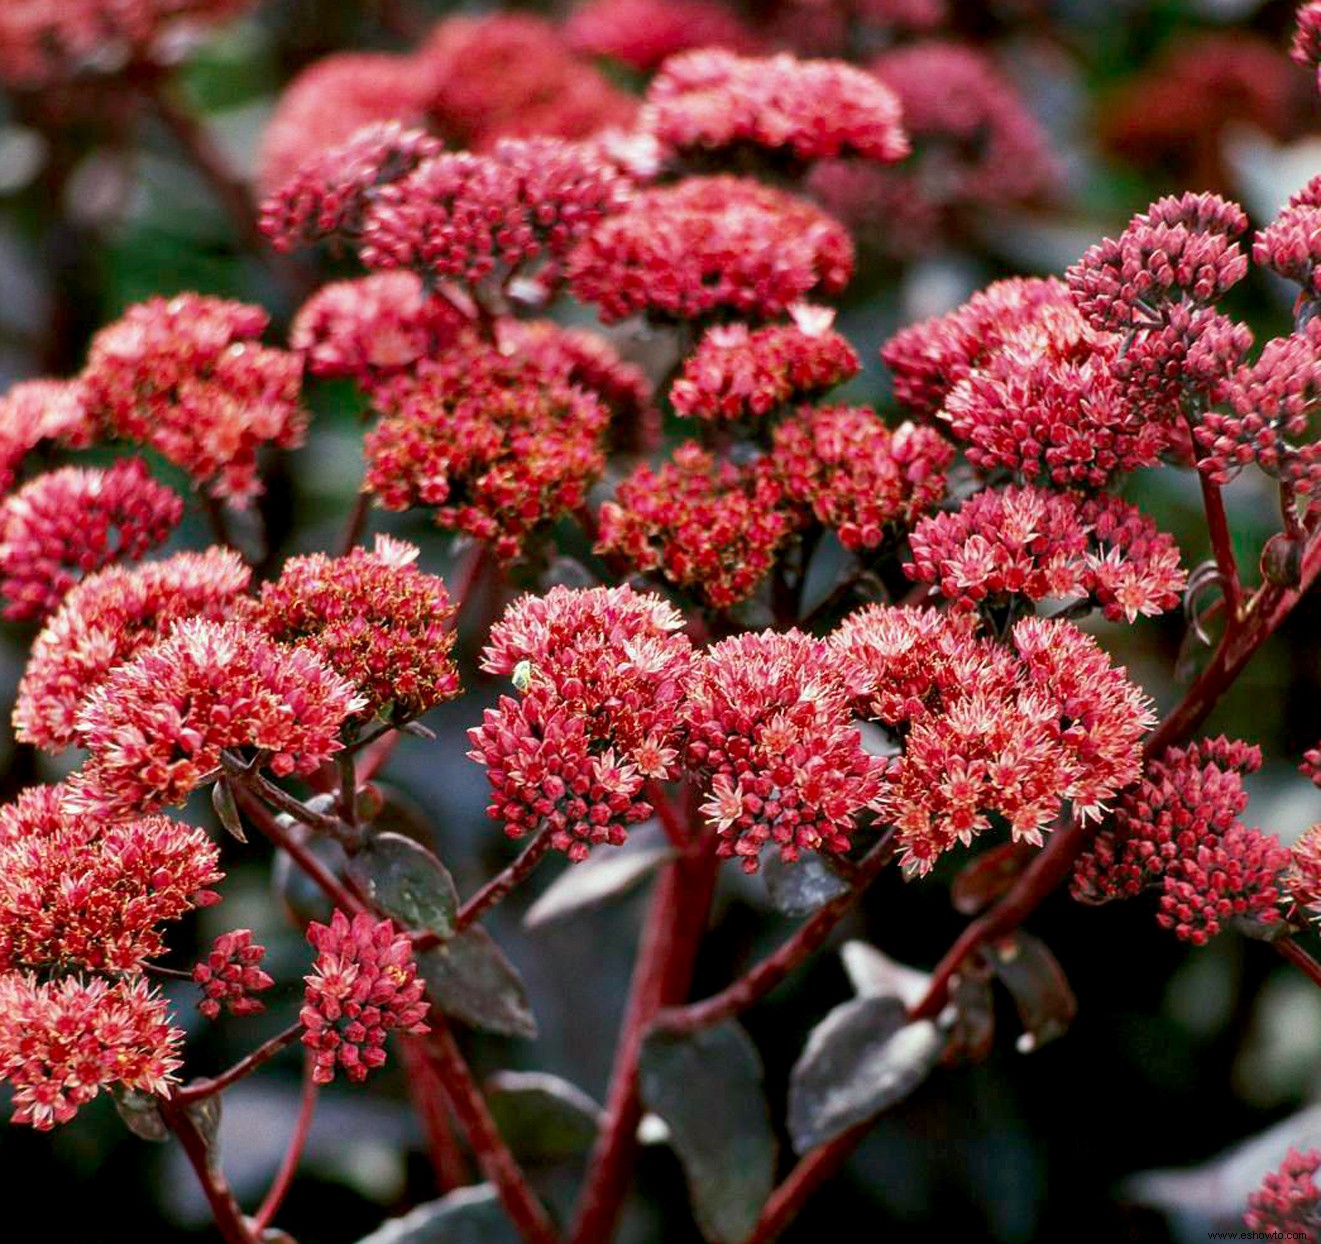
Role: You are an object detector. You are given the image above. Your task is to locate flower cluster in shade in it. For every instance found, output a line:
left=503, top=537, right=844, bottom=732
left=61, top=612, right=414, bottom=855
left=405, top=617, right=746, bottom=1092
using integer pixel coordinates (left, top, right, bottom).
left=364, top=335, right=610, bottom=560
left=14, top=547, right=250, bottom=751
left=907, top=484, right=1187, bottom=623
left=568, top=175, right=853, bottom=323
left=81, top=295, right=306, bottom=506
left=564, top=0, right=759, bottom=72
left=1071, top=738, right=1289, bottom=944
left=0, top=973, right=181, bottom=1130
left=1244, top=1148, right=1321, bottom=1239
left=246, top=535, right=460, bottom=724
left=194, top=929, right=273, bottom=1020
left=0, top=784, right=220, bottom=974
left=670, top=309, right=860, bottom=423
left=0, top=379, right=93, bottom=495
left=1293, top=1, right=1321, bottom=88
left=469, top=585, right=693, bottom=859
left=0, top=0, right=255, bottom=89
left=685, top=629, right=889, bottom=870
left=644, top=48, right=908, bottom=166
left=810, top=41, right=1055, bottom=256
left=300, top=910, right=429, bottom=1085
left=65, top=618, right=365, bottom=820
left=0, top=458, right=182, bottom=622
left=833, top=607, right=1153, bottom=874
left=596, top=442, right=797, bottom=609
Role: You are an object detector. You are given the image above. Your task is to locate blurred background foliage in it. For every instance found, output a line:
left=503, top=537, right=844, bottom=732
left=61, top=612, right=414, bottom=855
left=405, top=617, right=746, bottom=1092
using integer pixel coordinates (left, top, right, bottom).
left=2, top=1, right=1321, bottom=1241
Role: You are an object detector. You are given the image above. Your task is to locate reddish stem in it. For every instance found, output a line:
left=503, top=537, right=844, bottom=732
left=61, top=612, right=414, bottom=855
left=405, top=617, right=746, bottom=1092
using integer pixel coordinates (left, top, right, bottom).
left=744, top=1121, right=869, bottom=1244
left=1197, top=473, right=1243, bottom=630
left=400, top=1035, right=471, bottom=1192
left=569, top=843, right=721, bottom=1244
left=176, top=1023, right=303, bottom=1105
left=454, top=828, right=556, bottom=933
left=1276, top=936, right=1321, bottom=991
left=160, top=1096, right=258, bottom=1244
left=424, top=1019, right=562, bottom=1244
left=339, top=491, right=371, bottom=556
left=255, top=1052, right=320, bottom=1231
left=646, top=780, right=693, bottom=849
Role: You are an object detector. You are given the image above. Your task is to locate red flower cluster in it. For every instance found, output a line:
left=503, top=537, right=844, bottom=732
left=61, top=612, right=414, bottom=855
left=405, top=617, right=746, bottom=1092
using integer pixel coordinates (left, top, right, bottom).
left=419, top=13, right=638, bottom=150
left=0, top=973, right=182, bottom=1130
left=1071, top=738, right=1289, bottom=943
left=0, top=459, right=182, bottom=622
left=247, top=535, right=460, bottom=723
left=771, top=406, right=952, bottom=551
left=14, top=547, right=250, bottom=751
left=261, top=122, right=443, bottom=254
left=0, top=0, right=255, bottom=89
left=1293, top=2, right=1321, bottom=79
left=1067, top=192, right=1249, bottom=334
left=1255, top=175, right=1321, bottom=306
left=290, top=273, right=470, bottom=387
left=194, top=929, right=273, bottom=1020
left=300, top=910, right=429, bottom=1084
left=67, top=618, right=364, bottom=819
left=670, top=309, right=860, bottom=423
left=565, top=0, right=758, bottom=72
left=596, top=441, right=798, bottom=608
left=645, top=49, right=908, bottom=165
left=906, top=485, right=1186, bottom=623
left=82, top=295, right=306, bottom=506
left=0, top=379, right=93, bottom=494
left=1289, top=823, right=1321, bottom=925
left=471, top=585, right=693, bottom=857
left=834, top=608, right=1152, bottom=873
left=1245, top=1148, right=1321, bottom=1238
left=568, top=175, right=854, bottom=322
left=685, top=629, right=889, bottom=870
left=0, top=784, right=220, bottom=974
left=364, top=339, right=609, bottom=560
left=359, top=137, right=631, bottom=296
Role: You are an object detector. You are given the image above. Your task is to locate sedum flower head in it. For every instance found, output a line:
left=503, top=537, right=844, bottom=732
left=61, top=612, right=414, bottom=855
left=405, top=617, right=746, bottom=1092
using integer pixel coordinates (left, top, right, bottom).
left=247, top=535, right=460, bottom=723
left=82, top=294, right=306, bottom=506
left=565, top=0, right=759, bottom=73
left=644, top=49, right=908, bottom=165
left=14, top=547, right=250, bottom=752
left=771, top=405, right=953, bottom=551
left=1288, top=823, right=1321, bottom=924
left=66, top=618, right=365, bottom=819
left=568, top=175, right=853, bottom=323
left=596, top=441, right=800, bottom=609
left=1245, top=1147, right=1321, bottom=1239
left=301, top=910, right=428, bottom=1084
left=906, top=484, right=1186, bottom=623
left=0, top=458, right=182, bottom=623
left=194, top=929, right=273, bottom=1020
left=0, top=972, right=183, bottom=1129
left=685, top=629, right=889, bottom=870
left=0, top=379, right=94, bottom=495
left=0, top=784, right=220, bottom=975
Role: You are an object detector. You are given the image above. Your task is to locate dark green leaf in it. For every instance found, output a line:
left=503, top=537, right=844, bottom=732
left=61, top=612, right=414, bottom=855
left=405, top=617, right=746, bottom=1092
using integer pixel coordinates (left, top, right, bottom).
left=211, top=779, right=245, bottom=843
left=349, top=832, right=459, bottom=941
left=113, top=1086, right=168, bottom=1142
left=354, top=1184, right=520, bottom=1244
left=639, top=1022, right=776, bottom=1244
left=788, top=996, right=943, bottom=1153
left=762, top=852, right=850, bottom=917
left=484, top=1071, right=602, bottom=1162
left=523, top=823, right=672, bottom=929
left=988, top=933, right=1076, bottom=1053
left=419, top=928, right=537, bottom=1039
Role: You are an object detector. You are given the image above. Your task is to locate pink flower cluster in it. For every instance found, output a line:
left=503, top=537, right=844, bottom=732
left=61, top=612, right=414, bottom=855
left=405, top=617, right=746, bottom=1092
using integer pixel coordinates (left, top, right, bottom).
left=0, top=379, right=93, bottom=494
left=670, top=311, right=860, bottom=423
left=771, top=406, right=953, bottom=551
left=686, top=629, right=889, bottom=870
left=1245, top=1148, right=1321, bottom=1239
left=644, top=49, right=908, bottom=165
left=1287, top=822, right=1321, bottom=923
left=1072, top=738, right=1289, bottom=943
left=301, top=910, right=429, bottom=1084
left=0, top=458, right=182, bottom=622
left=14, top=547, right=250, bottom=751
left=906, top=485, right=1186, bottom=623
left=568, top=175, right=853, bottom=322
left=82, top=295, right=306, bottom=506
left=0, top=784, right=220, bottom=974
left=565, top=0, right=758, bottom=72
left=0, top=973, right=182, bottom=1130
left=597, top=442, right=797, bottom=608
left=364, top=337, right=609, bottom=560
left=66, top=618, right=364, bottom=819
left=247, top=535, right=460, bottom=723
left=1253, top=174, right=1321, bottom=306
left=193, top=929, right=273, bottom=1020
left=470, top=586, right=693, bottom=858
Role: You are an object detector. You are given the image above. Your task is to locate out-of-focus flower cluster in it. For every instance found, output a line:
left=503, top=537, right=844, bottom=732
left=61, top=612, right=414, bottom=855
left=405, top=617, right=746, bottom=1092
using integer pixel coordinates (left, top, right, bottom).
left=1245, top=1148, right=1321, bottom=1239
